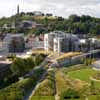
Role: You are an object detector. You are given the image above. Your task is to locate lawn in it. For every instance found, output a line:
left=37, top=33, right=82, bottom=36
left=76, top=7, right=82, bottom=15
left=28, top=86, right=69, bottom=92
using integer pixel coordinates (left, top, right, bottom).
left=56, top=52, right=81, bottom=61
left=30, top=96, right=55, bottom=100
left=30, top=70, right=55, bottom=100
left=55, top=70, right=69, bottom=95
left=61, top=95, right=100, bottom=100
left=88, top=95, right=100, bottom=100
left=93, top=81, right=100, bottom=88
left=68, top=68, right=98, bottom=82
left=32, top=49, right=53, bottom=55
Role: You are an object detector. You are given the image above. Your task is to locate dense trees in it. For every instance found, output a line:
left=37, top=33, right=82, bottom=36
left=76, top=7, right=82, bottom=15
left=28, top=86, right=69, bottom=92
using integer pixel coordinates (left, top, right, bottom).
left=0, top=14, right=100, bottom=35
left=11, top=54, right=46, bottom=77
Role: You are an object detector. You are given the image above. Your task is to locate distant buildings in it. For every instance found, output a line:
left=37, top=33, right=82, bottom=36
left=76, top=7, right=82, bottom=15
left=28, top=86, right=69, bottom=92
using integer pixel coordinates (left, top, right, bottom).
left=2, top=23, right=15, bottom=29
left=0, top=31, right=99, bottom=55
left=33, top=11, right=44, bottom=16
left=19, top=21, right=43, bottom=29
left=21, top=11, right=53, bottom=17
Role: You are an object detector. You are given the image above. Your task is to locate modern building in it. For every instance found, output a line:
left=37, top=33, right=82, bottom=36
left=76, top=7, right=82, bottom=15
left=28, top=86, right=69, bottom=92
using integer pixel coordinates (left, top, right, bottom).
left=3, top=33, right=25, bottom=53
left=44, top=31, right=79, bottom=53
left=44, top=31, right=100, bottom=53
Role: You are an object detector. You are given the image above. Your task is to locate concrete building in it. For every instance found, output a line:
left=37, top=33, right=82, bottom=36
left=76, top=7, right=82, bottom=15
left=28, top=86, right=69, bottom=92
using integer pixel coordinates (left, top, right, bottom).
left=44, top=31, right=100, bottom=53
left=3, top=33, right=25, bottom=53
left=44, top=31, right=79, bottom=53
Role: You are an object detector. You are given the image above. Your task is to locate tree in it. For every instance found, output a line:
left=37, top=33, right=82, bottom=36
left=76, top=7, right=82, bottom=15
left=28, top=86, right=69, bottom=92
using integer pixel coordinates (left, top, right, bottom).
left=69, top=15, right=80, bottom=22
left=11, top=58, right=26, bottom=76
left=61, top=88, right=80, bottom=100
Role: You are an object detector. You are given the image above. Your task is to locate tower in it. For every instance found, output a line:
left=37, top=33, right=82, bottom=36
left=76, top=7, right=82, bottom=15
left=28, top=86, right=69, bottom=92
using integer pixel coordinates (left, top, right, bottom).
left=15, top=5, right=20, bottom=31
left=17, top=5, right=19, bottom=15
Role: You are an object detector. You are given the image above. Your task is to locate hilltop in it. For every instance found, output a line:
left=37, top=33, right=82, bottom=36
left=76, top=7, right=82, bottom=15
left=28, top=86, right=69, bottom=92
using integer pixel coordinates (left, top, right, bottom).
left=0, top=12, right=100, bottom=36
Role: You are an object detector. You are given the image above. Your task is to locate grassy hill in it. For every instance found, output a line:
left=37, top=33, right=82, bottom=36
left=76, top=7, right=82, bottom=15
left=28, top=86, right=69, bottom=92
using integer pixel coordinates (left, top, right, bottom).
left=1, top=13, right=100, bottom=36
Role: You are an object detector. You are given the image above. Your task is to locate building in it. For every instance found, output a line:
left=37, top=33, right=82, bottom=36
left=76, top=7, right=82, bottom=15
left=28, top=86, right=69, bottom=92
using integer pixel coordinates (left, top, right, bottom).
left=33, top=11, right=44, bottom=16
left=2, top=23, right=15, bottom=29
left=3, top=33, right=25, bottom=53
left=25, top=34, right=44, bottom=49
left=44, top=31, right=100, bottom=53
left=19, top=21, right=43, bottom=29
left=44, top=31, right=80, bottom=53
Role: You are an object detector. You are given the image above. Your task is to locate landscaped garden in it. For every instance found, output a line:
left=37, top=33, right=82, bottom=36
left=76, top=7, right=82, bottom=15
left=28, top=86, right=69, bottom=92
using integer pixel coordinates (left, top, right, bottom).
left=30, top=64, right=100, bottom=100
left=61, top=64, right=100, bottom=100
left=0, top=65, right=45, bottom=100
left=67, top=68, right=98, bottom=82
left=0, top=78, right=35, bottom=100
left=30, top=69, right=55, bottom=100
left=1, top=59, right=100, bottom=100
left=30, top=96, right=55, bottom=100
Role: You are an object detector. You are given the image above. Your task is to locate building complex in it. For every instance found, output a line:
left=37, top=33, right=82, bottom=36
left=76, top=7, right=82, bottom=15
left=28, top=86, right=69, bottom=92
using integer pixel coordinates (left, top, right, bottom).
left=44, top=31, right=100, bottom=53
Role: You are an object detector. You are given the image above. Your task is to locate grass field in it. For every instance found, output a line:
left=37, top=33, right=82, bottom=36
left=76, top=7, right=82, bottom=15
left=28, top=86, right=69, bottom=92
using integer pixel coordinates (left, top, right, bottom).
left=62, top=95, right=100, bottom=100
left=68, top=68, right=98, bottom=82
left=56, top=52, right=81, bottom=61
left=30, top=96, right=55, bottom=100
left=93, top=81, right=100, bottom=88
left=55, top=70, right=69, bottom=95
left=88, top=95, right=100, bottom=100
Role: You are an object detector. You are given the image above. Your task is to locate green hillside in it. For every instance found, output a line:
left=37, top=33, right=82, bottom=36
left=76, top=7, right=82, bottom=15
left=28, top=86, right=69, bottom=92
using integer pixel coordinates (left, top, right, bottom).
left=0, top=14, right=100, bottom=36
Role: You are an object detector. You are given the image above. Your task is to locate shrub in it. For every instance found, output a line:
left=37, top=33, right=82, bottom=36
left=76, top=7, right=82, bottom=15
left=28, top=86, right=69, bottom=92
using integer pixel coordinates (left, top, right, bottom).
left=10, top=54, right=46, bottom=77
left=60, top=88, right=80, bottom=100
left=32, top=70, right=55, bottom=97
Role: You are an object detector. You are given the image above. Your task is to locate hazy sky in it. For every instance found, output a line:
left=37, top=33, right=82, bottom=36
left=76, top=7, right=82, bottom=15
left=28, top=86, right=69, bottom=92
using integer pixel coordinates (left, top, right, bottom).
left=0, top=0, right=100, bottom=18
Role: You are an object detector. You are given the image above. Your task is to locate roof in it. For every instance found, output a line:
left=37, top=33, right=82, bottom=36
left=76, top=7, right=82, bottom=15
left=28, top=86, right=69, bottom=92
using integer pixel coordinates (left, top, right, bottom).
left=5, top=33, right=24, bottom=37
left=47, top=31, right=79, bottom=41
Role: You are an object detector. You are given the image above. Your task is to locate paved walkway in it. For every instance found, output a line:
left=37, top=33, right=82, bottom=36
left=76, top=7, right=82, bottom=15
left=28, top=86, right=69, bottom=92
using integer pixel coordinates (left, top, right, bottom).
left=90, top=77, right=100, bottom=82
left=28, top=71, right=47, bottom=100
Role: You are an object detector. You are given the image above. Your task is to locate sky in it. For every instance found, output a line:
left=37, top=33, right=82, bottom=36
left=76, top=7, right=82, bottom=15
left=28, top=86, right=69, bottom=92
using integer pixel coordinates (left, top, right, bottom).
left=0, top=0, right=100, bottom=18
